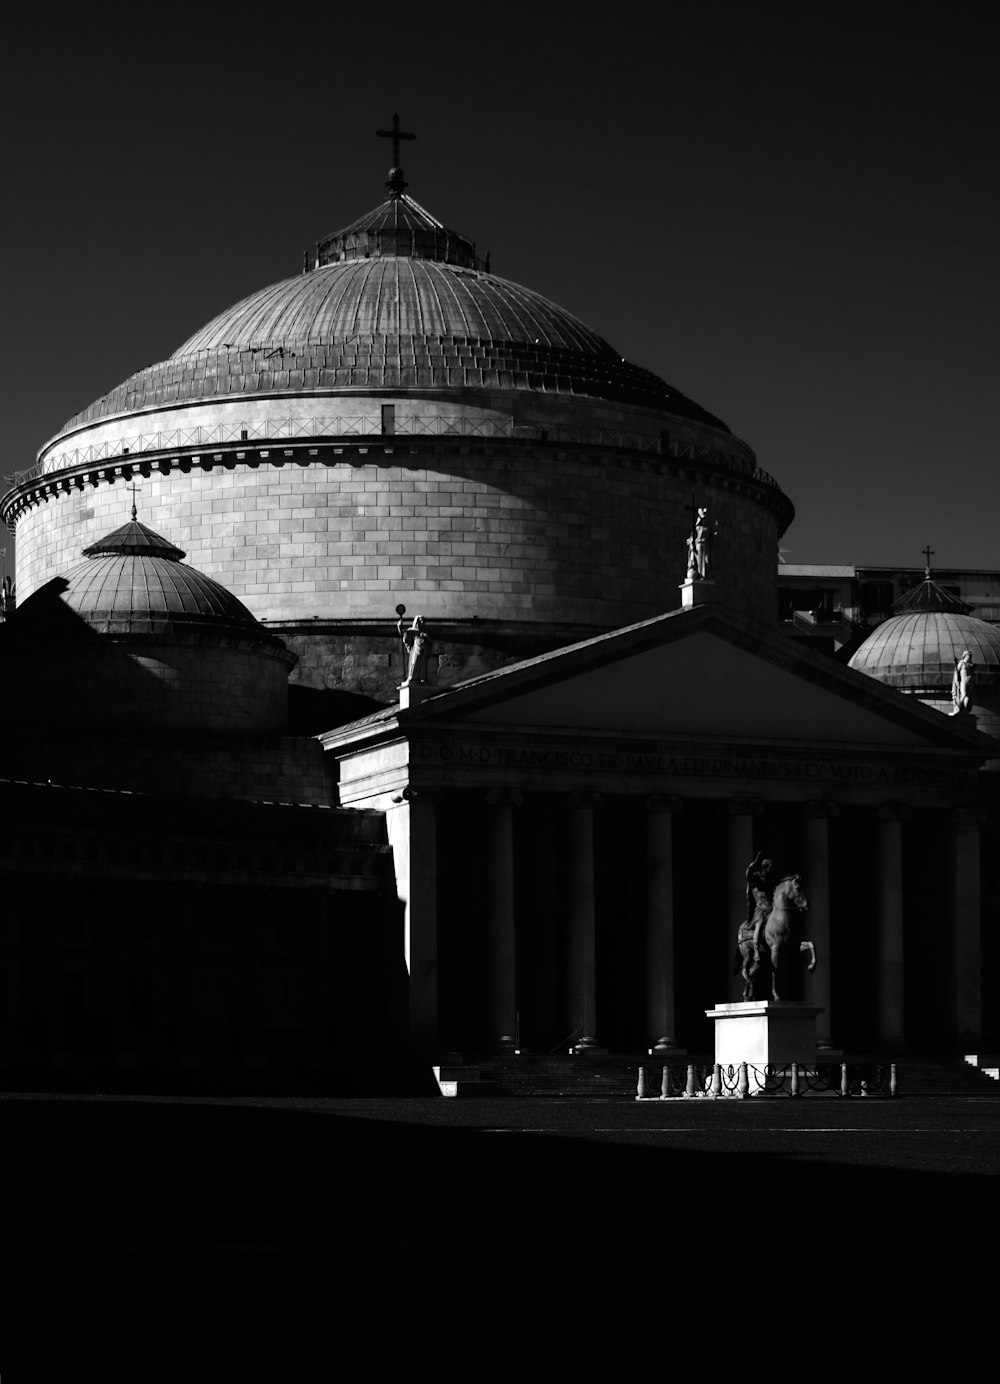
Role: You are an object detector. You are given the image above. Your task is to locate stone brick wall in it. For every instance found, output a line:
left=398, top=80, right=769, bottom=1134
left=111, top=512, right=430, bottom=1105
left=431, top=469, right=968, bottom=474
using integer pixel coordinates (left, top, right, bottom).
left=14, top=448, right=783, bottom=632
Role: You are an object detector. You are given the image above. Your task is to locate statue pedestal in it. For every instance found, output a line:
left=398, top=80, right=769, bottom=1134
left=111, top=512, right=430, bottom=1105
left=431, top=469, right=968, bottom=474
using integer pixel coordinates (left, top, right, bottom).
left=705, top=1001, right=824, bottom=1066
left=679, top=577, right=715, bottom=608
left=398, top=680, right=436, bottom=709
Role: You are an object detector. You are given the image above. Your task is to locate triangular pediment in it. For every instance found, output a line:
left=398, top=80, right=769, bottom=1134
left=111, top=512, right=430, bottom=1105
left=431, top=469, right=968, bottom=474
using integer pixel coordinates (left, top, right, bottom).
left=388, top=606, right=994, bottom=755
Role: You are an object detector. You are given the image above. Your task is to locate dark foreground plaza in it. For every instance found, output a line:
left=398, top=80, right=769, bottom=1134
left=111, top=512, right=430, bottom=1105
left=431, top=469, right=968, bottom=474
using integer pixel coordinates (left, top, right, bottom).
left=3, top=1089, right=1000, bottom=1380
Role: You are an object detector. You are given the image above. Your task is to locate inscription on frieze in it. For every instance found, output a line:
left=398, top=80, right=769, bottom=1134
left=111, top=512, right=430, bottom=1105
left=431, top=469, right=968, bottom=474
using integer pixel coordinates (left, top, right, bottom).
left=415, top=740, right=973, bottom=787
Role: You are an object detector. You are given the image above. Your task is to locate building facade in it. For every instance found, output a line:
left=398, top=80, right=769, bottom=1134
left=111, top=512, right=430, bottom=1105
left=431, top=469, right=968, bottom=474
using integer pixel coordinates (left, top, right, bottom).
left=0, top=143, right=997, bottom=1081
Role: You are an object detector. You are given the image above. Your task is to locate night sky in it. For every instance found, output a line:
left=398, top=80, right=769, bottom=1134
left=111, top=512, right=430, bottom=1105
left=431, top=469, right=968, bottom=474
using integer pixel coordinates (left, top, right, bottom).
left=2, top=5, right=997, bottom=580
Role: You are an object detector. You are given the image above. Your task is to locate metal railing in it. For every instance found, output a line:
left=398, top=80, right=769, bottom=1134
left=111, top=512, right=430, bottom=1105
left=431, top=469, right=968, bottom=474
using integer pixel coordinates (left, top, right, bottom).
left=5, top=414, right=780, bottom=494
left=636, top=1060, right=898, bottom=1099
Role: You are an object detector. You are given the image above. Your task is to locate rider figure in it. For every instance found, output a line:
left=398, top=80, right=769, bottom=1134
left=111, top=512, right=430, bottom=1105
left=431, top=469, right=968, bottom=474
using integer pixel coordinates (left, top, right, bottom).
left=742, top=852, right=774, bottom=972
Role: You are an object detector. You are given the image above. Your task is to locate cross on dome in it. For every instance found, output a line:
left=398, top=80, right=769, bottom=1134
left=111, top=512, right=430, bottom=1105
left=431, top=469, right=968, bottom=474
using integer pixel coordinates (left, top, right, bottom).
left=376, top=112, right=416, bottom=194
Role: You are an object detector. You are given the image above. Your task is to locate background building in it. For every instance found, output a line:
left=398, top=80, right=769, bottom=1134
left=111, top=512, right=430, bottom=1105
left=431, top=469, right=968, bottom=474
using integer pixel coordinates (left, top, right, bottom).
left=778, top=562, right=1000, bottom=657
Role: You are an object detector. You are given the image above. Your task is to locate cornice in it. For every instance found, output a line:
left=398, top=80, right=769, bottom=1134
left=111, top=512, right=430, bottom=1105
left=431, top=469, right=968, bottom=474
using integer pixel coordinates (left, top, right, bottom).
left=1, top=432, right=793, bottom=529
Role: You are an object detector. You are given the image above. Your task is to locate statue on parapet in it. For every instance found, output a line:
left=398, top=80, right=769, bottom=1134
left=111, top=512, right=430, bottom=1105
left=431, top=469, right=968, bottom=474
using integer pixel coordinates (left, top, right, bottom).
left=685, top=506, right=716, bottom=580
left=949, top=650, right=974, bottom=716
left=399, top=614, right=434, bottom=684
left=734, top=851, right=816, bottom=1001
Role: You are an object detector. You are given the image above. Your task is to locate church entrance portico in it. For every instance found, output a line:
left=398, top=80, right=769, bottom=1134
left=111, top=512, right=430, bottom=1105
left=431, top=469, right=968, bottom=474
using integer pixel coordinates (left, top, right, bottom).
left=323, top=604, right=994, bottom=1061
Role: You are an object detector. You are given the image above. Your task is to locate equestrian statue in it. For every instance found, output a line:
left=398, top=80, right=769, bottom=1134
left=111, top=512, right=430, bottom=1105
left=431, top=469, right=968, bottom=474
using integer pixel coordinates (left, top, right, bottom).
left=734, top=851, right=817, bottom=1001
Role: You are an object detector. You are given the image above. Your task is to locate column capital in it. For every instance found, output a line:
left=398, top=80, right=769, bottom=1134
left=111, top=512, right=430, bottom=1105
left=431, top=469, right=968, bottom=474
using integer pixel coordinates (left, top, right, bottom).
left=566, top=792, right=604, bottom=810
left=877, top=803, right=912, bottom=823
left=645, top=794, right=684, bottom=814
left=803, top=800, right=840, bottom=820
left=485, top=788, right=524, bottom=807
left=950, top=806, right=987, bottom=830
left=728, top=797, right=764, bottom=817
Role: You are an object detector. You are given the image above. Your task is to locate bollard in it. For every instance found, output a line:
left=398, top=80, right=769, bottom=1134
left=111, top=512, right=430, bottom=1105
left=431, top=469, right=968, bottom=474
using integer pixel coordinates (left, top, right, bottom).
left=737, top=1061, right=750, bottom=1099
left=790, top=1061, right=800, bottom=1098
left=683, top=1063, right=697, bottom=1098
left=661, top=1065, right=672, bottom=1099
left=709, top=1063, right=722, bottom=1099
left=636, top=1065, right=647, bottom=1100
left=840, top=1062, right=850, bottom=1098
left=890, top=1062, right=898, bottom=1098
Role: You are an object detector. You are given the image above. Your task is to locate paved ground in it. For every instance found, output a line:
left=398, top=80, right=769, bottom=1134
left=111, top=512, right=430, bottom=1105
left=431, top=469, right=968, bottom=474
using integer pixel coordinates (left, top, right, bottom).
left=3, top=1092, right=999, bottom=1379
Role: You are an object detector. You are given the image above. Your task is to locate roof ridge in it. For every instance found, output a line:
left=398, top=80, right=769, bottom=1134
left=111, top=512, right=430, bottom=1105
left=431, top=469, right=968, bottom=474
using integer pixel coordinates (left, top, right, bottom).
left=81, top=518, right=186, bottom=561
left=890, top=576, right=973, bottom=616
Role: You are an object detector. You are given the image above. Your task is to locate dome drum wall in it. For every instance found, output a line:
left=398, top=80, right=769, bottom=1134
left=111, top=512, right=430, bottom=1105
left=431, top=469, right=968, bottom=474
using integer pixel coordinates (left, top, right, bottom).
left=283, top=621, right=608, bottom=703
left=37, top=389, right=747, bottom=481
left=8, top=635, right=294, bottom=736
left=10, top=448, right=786, bottom=665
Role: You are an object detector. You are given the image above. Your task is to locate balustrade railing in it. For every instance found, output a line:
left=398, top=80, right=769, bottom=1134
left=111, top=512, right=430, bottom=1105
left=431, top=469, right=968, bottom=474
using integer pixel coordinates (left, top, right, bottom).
left=3, top=414, right=780, bottom=493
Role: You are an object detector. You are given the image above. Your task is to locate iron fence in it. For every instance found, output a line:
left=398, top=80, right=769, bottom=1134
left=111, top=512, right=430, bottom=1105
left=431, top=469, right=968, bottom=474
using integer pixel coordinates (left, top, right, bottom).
left=636, top=1060, right=897, bottom=1099
left=6, top=415, right=779, bottom=493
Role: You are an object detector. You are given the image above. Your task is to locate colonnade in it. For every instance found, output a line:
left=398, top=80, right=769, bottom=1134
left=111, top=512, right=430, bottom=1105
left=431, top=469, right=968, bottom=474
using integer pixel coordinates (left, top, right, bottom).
left=388, top=790, right=986, bottom=1056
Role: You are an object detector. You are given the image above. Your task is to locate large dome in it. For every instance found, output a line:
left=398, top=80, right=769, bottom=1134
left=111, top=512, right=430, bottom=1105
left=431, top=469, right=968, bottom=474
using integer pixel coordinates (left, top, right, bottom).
left=4, top=160, right=794, bottom=700
left=62, top=192, right=727, bottom=433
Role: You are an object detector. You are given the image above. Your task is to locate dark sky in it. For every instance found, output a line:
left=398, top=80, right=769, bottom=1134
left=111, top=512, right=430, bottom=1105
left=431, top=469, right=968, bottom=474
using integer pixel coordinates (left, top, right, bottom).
left=2, top=5, right=997, bottom=579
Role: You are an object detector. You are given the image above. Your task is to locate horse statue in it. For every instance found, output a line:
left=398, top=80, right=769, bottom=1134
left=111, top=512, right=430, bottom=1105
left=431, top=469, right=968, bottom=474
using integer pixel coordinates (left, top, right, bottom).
left=735, top=873, right=817, bottom=1001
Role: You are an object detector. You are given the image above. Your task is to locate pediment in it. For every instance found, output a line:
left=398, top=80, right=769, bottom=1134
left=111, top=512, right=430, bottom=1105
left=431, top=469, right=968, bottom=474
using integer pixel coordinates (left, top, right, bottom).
left=415, top=607, right=993, bottom=754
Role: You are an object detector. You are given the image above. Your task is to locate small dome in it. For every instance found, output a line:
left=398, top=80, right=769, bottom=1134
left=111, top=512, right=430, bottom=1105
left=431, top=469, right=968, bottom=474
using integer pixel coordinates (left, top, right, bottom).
left=17, top=517, right=277, bottom=641
left=9, top=515, right=295, bottom=739
left=58, top=554, right=262, bottom=635
left=848, top=611, right=1000, bottom=691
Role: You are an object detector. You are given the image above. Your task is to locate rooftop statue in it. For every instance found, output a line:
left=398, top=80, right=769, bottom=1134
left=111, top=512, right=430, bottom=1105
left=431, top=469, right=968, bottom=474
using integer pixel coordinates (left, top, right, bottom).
left=734, top=852, right=816, bottom=1001
left=685, top=506, right=716, bottom=580
left=949, top=650, right=974, bottom=716
left=398, top=614, right=434, bottom=685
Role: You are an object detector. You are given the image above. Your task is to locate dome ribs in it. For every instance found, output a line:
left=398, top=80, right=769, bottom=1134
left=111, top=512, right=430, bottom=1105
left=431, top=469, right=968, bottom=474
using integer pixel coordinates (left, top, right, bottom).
left=56, top=251, right=729, bottom=436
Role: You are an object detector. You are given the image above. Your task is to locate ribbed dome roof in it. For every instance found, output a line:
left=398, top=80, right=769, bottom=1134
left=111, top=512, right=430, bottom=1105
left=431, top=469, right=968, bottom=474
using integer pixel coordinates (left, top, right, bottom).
left=849, top=612, right=1000, bottom=690
left=59, top=191, right=729, bottom=433
left=17, top=516, right=272, bottom=638
left=176, top=260, right=614, bottom=358
left=59, top=554, right=261, bottom=633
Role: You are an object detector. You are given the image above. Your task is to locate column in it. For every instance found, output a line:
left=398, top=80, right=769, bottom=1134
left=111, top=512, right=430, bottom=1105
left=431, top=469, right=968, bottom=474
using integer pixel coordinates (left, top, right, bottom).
left=951, top=807, right=986, bottom=1046
left=728, top=799, right=763, bottom=1002
left=803, top=802, right=838, bottom=1050
left=241, top=888, right=264, bottom=1069
left=172, top=887, right=197, bottom=1068
left=566, top=793, right=603, bottom=1051
left=876, top=805, right=909, bottom=1048
left=645, top=796, right=684, bottom=1053
left=308, top=889, right=331, bottom=1067
left=485, top=789, right=523, bottom=1052
left=386, top=788, right=441, bottom=1057
left=111, top=903, right=131, bottom=1067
